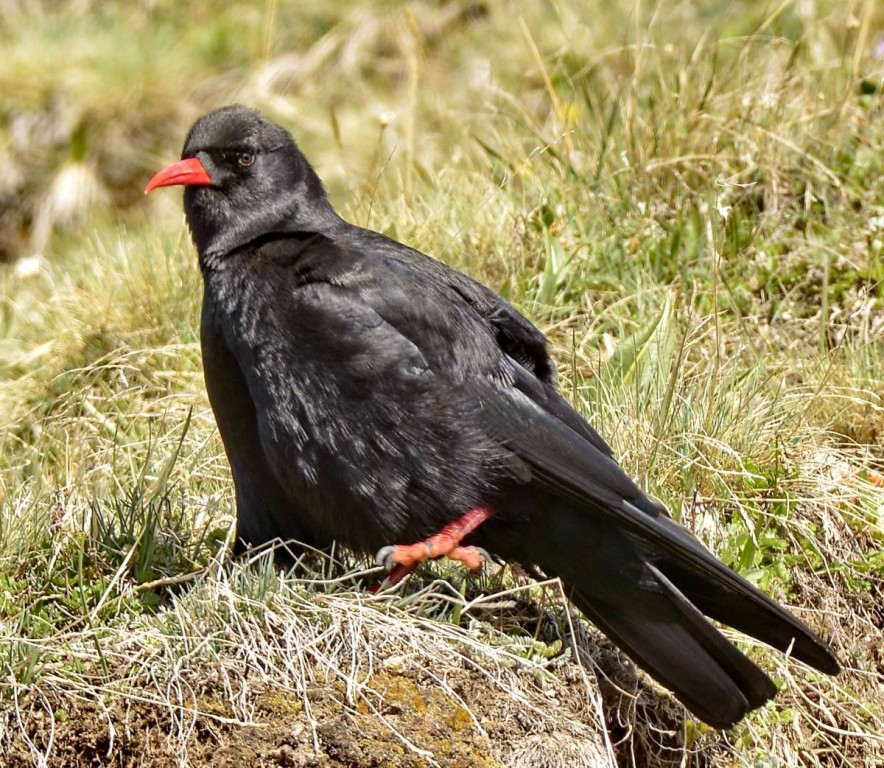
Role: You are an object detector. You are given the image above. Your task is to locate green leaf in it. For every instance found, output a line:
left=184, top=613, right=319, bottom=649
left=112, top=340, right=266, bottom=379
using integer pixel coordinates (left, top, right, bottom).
left=602, top=290, right=678, bottom=397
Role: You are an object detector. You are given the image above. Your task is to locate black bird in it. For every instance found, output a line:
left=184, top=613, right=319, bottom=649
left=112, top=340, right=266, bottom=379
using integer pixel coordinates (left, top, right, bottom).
left=146, top=105, right=840, bottom=728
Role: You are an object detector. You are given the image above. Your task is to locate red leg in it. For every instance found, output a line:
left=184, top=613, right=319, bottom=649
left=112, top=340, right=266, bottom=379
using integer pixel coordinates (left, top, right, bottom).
left=373, top=506, right=494, bottom=586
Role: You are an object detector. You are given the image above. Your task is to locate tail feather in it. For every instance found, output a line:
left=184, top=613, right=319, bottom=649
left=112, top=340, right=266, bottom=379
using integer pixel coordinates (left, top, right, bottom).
left=568, top=562, right=777, bottom=728
left=518, top=506, right=792, bottom=727
left=641, top=515, right=840, bottom=675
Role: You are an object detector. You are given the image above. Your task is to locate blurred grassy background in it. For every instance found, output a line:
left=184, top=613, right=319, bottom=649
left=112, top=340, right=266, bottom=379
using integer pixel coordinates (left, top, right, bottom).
left=0, top=1, right=882, bottom=766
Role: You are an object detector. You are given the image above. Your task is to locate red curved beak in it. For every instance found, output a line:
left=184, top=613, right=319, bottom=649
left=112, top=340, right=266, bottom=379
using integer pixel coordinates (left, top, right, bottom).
left=145, top=157, right=212, bottom=194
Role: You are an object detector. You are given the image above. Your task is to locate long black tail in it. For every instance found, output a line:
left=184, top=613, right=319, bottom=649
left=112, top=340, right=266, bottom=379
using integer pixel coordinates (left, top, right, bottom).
left=525, top=505, right=839, bottom=728
left=568, top=567, right=775, bottom=728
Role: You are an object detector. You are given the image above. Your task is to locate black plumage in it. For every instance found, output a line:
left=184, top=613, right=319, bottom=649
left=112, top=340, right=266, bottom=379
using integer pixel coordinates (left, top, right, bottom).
left=146, top=105, right=840, bottom=728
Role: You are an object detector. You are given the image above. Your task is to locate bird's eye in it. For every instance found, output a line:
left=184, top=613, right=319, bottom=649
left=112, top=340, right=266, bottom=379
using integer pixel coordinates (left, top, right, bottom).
left=237, top=152, right=256, bottom=168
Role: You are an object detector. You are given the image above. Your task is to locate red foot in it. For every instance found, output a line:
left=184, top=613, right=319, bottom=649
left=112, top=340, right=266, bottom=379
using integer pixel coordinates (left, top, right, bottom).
left=371, top=506, right=494, bottom=592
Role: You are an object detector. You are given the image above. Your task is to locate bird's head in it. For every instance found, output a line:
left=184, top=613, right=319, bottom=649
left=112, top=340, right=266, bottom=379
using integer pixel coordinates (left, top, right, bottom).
left=146, top=105, right=338, bottom=265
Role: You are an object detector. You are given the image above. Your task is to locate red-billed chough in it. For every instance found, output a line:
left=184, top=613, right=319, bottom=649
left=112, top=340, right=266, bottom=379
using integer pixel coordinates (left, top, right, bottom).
left=146, top=105, right=840, bottom=728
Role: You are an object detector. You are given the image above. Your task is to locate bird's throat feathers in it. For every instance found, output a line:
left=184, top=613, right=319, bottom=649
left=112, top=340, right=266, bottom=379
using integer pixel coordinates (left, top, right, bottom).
left=186, top=170, right=339, bottom=271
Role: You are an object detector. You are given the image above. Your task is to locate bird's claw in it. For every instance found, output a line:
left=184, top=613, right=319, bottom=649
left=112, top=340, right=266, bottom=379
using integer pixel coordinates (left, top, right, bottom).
left=472, top=547, right=492, bottom=566
left=375, top=545, right=398, bottom=571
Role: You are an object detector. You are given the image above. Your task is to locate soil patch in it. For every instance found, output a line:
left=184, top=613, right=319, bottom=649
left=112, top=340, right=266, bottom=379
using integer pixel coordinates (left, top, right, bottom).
left=2, top=661, right=619, bottom=767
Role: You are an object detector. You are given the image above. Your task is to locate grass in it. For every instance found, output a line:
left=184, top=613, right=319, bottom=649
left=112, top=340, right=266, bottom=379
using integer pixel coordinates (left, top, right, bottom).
left=1, top=0, right=883, bottom=766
